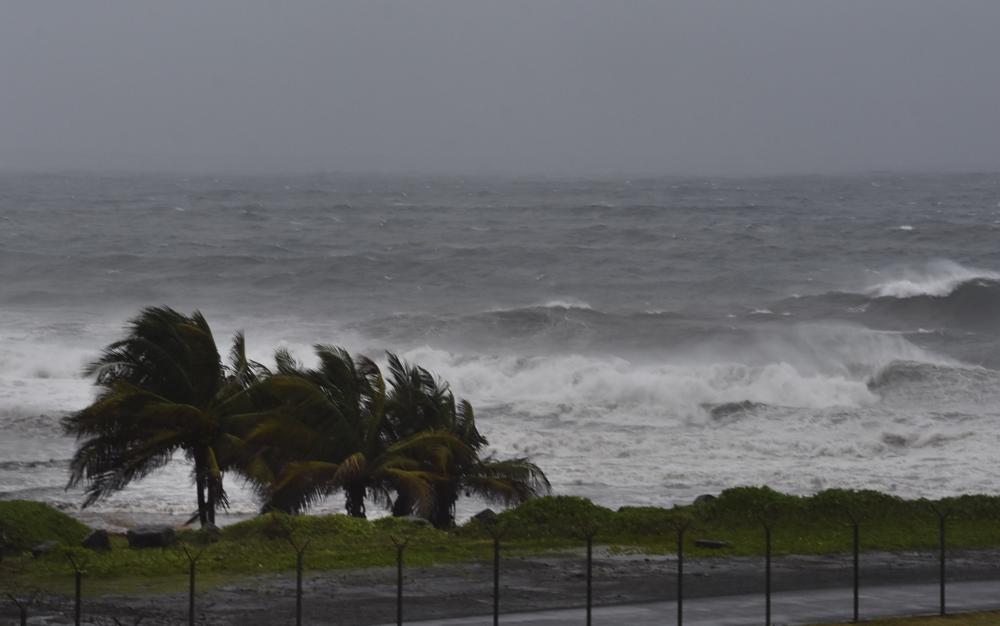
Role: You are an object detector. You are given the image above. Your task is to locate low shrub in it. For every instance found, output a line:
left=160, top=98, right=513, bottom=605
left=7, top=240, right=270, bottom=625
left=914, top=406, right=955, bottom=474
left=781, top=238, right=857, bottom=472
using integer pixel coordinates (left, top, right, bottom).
left=0, top=501, right=90, bottom=552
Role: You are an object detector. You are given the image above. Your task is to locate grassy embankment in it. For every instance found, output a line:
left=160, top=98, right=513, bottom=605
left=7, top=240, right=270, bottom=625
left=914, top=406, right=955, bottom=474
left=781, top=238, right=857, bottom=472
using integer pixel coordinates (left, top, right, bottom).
left=4, top=486, right=1000, bottom=594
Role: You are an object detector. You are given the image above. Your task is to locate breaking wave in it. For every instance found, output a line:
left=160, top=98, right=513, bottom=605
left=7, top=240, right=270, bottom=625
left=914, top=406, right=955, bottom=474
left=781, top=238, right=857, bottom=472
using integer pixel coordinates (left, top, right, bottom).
left=779, top=262, right=1000, bottom=333
left=400, top=347, right=891, bottom=424
left=866, top=260, right=1000, bottom=298
left=533, top=298, right=594, bottom=310
left=866, top=360, right=1000, bottom=406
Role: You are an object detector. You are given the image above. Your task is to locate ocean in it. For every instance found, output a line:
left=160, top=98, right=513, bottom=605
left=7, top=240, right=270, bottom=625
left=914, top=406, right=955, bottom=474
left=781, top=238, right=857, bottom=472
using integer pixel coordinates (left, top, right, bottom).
left=2, top=171, right=999, bottom=528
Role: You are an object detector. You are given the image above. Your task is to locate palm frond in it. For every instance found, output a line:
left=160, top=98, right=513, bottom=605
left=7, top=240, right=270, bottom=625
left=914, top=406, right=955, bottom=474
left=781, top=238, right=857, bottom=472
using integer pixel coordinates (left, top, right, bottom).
left=267, top=461, right=341, bottom=513
left=462, top=456, right=552, bottom=506
left=332, top=452, right=368, bottom=485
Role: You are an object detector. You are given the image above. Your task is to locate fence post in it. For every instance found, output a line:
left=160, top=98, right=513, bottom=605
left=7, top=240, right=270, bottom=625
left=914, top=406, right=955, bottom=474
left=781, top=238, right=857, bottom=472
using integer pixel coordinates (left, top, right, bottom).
left=180, top=545, right=206, bottom=626
left=578, top=523, right=599, bottom=626
left=669, top=517, right=692, bottom=626
left=848, top=513, right=859, bottom=624
left=5, top=591, right=38, bottom=626
left=586, top=532, right=593, bottom=626
left=764, top=523, right=772, bottom=626
left=4, top=556, right=38, bottom=626
left=679, top=526, right=684, bottom=626
left=274, top=513, right=313, bottom=626
left=397, top=543, right=404, bottom=626
left=939, top=512, right=945, bottom=616
left=297, top=548, right=304, bottom=626
left=390, top=534, right=411, bottom=626
left=75, top=569, right=82, bottom=626
left=480, top=520, right=505, bottom=626
left=283, top=526, right=311, bottom=626
left=493, top=533, right=501, bottom=626
left=188, top=556, right=196, bottom=626
left=930, top=504, right=949, bottom=616
left=756, top=502, right=779, bottom=626
left=65, top=552, right=87, bottom=626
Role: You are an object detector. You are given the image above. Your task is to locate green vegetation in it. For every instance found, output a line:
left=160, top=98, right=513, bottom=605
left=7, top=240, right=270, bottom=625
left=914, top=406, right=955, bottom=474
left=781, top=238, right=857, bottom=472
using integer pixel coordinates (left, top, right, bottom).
left=0, top=501, right=89, bottom=552
left=462, top=488, right=1000, bottom=557
left=62, top=307, right=549, bottom=530
left=63, top=308, right=260, bottom=526
left=5, top=487, right=1000, bottom=594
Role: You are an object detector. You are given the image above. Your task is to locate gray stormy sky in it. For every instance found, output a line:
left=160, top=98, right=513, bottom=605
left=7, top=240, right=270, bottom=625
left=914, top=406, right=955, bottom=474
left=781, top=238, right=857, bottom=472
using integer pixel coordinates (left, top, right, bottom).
left=2, top=1, right=999, bottom=176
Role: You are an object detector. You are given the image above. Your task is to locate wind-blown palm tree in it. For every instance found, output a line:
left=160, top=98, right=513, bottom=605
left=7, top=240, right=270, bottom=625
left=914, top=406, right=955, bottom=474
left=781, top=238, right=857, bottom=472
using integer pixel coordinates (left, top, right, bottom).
left=384, top=354, right=551, bottom=528
left=242, top=346, right=471, bottom=517
left=63, top=307, right=263, bottom=526
left=427, top=401, right=550, bottom=528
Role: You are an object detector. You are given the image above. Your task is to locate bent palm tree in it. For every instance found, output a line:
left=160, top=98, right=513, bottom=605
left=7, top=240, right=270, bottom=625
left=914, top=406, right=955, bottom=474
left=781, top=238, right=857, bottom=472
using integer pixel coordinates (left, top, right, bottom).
left=385, top=355, right=551, bottom=528
left=63, top=307, right=262, bottom=526
left=243, top=346, right=471, bottom=517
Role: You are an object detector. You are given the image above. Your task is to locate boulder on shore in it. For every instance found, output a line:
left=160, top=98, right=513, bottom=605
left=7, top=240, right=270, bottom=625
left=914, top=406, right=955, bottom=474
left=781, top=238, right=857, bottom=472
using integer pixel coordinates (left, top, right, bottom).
left=201, top=522, right=222, bottom=543
left=82, top=529, right=112, bottom=551
left=472, top=509, right=498, bottom=526
left=127, top=525, right=177, bottom=549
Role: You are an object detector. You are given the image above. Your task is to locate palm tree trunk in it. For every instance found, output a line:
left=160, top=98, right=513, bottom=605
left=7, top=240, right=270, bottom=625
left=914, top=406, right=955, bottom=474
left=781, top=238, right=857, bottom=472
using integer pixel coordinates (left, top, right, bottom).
left=430, top=484, right=458, bottom=529
left=392, top=492, right=414, bottom=517
left=195, top=467, right=208, bottom=527
left=207, top=478, right=217, bottom=525
left=345, top=485, right=367, bottom=518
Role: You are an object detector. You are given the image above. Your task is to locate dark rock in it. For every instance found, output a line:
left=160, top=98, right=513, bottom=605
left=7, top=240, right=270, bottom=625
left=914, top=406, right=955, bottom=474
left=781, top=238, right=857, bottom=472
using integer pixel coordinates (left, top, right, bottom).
left=693, top=494, right=717, bottom=505
left=82, top=529, right=112, bottom=551
left=201, top=523, right=222, bottom=543
left=472, top=509, right=498, bottom=526
left=706, top=400, right=767, bottom=420
left=694, top=539, right=730, bottom=549
left=31, top=540, right=59, bottom=559
left=127, top=525, right=177, bottom=549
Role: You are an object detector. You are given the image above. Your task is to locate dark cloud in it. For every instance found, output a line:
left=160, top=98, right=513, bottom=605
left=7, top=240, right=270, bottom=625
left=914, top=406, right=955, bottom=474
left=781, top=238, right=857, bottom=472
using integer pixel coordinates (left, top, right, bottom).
left=1, top=1, right=998, bottom=175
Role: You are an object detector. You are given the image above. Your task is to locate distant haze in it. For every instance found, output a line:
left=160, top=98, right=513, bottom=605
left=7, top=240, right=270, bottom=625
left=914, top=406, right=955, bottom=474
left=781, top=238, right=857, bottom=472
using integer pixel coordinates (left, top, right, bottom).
left=2, top=1, right=999, bottom=176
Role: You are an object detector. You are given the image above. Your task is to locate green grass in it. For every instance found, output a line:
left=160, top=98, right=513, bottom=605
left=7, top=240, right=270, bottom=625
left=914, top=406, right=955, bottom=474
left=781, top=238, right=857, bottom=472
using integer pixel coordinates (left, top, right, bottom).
left=0, top=500, right=90, bottom=551
left=5, top=487, right=1000, bottom=595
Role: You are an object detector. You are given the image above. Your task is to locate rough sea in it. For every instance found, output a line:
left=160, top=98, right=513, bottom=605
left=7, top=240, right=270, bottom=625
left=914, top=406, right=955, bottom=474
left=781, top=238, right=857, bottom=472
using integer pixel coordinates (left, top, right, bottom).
left=2, top=172, right=999, bottom=528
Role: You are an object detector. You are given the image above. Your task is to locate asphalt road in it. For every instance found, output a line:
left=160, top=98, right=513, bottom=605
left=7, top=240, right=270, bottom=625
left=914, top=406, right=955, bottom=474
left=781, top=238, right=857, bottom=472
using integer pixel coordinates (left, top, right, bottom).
left=379, top=579, right=1000, bottom=625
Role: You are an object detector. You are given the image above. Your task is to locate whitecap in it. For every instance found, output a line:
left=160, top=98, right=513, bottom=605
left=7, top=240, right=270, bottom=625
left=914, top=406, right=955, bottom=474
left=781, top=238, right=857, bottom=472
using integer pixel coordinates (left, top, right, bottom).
left=866, top=260, right=1000, bottom=298
left=534, top=298, right=593, bottom=310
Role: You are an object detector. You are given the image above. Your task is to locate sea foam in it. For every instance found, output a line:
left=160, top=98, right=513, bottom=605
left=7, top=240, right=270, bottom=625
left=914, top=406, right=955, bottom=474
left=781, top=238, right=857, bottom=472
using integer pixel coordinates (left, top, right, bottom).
left=398, top=325, right=943, bottom=423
